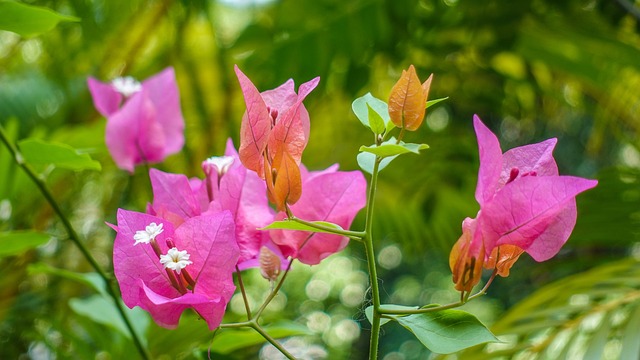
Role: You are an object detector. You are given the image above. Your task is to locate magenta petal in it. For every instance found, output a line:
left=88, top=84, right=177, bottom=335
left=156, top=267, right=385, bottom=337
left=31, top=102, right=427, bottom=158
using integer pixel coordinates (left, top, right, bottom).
left=150, top=169, right=201, bottom=221
left=139, top=282, right=213, bottom=329
left=104, top=93, right=149, bottom=172
left=500, top=138, right=559, bottom=187
left=479, top=176, right=598, bottom=261
left=473, top=115, right=503, bottom=206
left=88, top=77, right=123, bottom=117
left=273, top=168, right=367, bottom=265
left=141, top=67, right=185, bottom=156
left=261, top=79, right=297, bottom=114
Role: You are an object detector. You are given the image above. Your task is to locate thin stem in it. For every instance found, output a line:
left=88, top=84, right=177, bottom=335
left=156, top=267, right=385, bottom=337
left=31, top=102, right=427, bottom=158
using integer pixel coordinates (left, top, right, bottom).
left=0, top=125, right=151, bottom=360
left=250, top=323, right=296, bottom=360
left=364, top=157, right=382, bottom=360
left=287, top=215, right=365, bottom=240
left=235, top=265, right=252, bottom=320
left=254, top=259, right=294, bottom=319
left=379, top=270, right=499, bottom=316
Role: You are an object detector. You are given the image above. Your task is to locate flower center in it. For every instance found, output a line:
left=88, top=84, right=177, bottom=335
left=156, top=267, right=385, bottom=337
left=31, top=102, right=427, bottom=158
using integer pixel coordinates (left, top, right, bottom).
left=112, top=76, right=142, bottom=97
left=203, top=156, right=235, bottom=176
left=159, top=247, right=192, bottom=274
left=133, top=222, right=164, bottom=245
left=267, top=106, right=279, bottom=126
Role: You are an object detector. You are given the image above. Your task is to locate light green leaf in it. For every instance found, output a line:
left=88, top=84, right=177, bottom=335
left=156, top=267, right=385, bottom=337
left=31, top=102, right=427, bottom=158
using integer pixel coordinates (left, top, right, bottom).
left=356, top=151, right=397, bottom=174
left=0, top=231, right=50, bottom=257
left=18, top=138, right=101, bottom=171
left=69, top=295, right=149, bottom=343
left=359, top=142, right=429, bottom=158
left=364, top=304, right=419, bottom=326
left=426, top=97, right=449, bottom=109
left=0, top=0, right=79, bottom=37
left=352, top=93, right=390, bottom=130
left=392, top=309, right=498, bottom=354
left=367, top=103, right=386, bottom=135
left=211, top=321, right=311, bottom=354
left=260, top=220, right=344, bottom=234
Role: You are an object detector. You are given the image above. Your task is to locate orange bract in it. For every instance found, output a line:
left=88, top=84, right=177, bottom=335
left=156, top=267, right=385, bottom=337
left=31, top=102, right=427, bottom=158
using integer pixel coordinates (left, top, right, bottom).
left=264, top=148, right=302, bottom=211
left=484, top=244, right=524, bottom=277
left=388, top=65, right=433, bottom=131
left=449, top=229, right=484, bottom=294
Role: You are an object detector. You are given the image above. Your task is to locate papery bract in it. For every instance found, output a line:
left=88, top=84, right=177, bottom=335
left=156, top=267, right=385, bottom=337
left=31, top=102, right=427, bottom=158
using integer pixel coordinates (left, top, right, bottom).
left=112, top=209, right=238, bottom=329
left=450, top=115, right=598, bottom=292
left=388, top=65, right=433, bottom=131
left=234, top=65, right=319, bottom=180
left=88, top=67, right=185, bottom=173
left=270, top=165, right=367, bottom=265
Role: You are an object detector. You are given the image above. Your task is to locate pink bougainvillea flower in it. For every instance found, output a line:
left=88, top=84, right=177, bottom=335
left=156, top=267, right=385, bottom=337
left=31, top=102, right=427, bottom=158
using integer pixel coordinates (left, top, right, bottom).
left=270, top=165, right=367, bottom=265
left=148, top=139, right=284, bottom=270
left=112, top=209, right=239, bottom=329
left=449, top=115, right=598, bottom=293
left=88, top=67, right=185, bottom=173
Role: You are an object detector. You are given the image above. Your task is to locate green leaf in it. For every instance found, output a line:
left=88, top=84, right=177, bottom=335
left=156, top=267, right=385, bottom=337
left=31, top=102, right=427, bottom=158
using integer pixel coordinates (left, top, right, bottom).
left=352, top=93, right=390, bottom=131
left=364, top=304, right=419, bottom=326
left=359, top=142, right=429, bottom=158
left=0, top=0, right=79, bottom=37
left=211, top=321, right=311, bottom=354
left=27, top=263, right=107, bottom=296
left=367, top=103, right=386, bottom=135
left=0, top=231, right=50, bottom=257
left=18, top=138, right=101, bottom=171
left=426, top=97, right=449, bottom=109
left=391, top=309, right=498, bottom=354
left=260, top=220, right=345, bottom=234
left=69, top=295, right=149, bottom=343
left=356, top=151, right=397, bottom=174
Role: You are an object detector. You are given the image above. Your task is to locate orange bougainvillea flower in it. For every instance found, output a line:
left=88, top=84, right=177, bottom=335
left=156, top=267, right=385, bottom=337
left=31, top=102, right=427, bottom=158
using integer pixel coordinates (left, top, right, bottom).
left=449, top=218, right=485, bottom=294
left=263, top=148, right=302, bottom=211
left=388, top=65, right=433, bottom=131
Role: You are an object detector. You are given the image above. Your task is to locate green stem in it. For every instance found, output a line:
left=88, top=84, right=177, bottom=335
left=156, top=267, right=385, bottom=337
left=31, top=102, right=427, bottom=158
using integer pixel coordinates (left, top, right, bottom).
left=250, top=322, right=296, bottom=360
left=378, top=270, right=499, bottom=316
left=364, top=157, right=382, bottom=360
left=254, top=259, right=294, bottom=319
left=235, top=266, right=252, bottom=320
left=287, top=215, right=365, bottom=240
left=0, top=125, right=151, bottom=360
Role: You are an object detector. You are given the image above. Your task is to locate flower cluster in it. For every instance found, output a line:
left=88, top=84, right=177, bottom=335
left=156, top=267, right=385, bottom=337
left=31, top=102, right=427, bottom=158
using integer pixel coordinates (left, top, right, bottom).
left=104, top=68, right=366, bottom=329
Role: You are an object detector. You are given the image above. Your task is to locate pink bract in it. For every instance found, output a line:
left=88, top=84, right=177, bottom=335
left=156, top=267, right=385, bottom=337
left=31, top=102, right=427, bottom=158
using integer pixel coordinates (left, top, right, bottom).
left=87, top=67, right=185, bottom=173
left=468, top=115, right=598, bottom=263
left=270, top=165, right=367, bottom=265
left=112, top=209, right=238, bottom=329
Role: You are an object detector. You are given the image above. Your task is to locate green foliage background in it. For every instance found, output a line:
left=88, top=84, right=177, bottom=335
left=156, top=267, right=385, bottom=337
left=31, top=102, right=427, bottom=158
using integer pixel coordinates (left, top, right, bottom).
left=1, top=0, right=639, bottom=358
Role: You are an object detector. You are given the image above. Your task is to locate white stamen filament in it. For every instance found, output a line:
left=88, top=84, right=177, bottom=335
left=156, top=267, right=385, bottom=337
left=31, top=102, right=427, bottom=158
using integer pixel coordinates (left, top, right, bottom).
left=133, top=222, right=164, bottom=245
left=160, top=247, right=192, bottom=274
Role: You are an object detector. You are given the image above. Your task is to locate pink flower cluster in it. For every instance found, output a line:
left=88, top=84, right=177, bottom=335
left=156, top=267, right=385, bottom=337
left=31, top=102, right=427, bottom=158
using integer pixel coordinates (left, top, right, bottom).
left=103, top=69, right=366, bottom=330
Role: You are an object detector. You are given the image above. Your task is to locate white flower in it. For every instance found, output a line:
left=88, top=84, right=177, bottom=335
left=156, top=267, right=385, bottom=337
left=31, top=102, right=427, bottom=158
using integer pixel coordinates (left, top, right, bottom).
left=133, top=222, right=164, bottom=245
left=203, top=156, right=234, bottom=176
left=112, top=76, right=142, bottom=97
left=160, top=247, right=192, bottom=274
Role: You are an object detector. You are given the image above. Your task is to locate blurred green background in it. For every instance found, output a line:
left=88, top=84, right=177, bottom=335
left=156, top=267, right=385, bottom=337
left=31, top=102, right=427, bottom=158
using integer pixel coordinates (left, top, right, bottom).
left=1, top=0, right=640, bottom=359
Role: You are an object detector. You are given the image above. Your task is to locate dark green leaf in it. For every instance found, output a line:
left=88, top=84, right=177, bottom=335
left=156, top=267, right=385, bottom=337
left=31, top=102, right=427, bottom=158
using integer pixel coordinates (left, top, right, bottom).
left=0, top=231, right=49, bottom=257
left=69, top=295, right=149, bottom=343
left=0, top=0, right=79, bottom=37
left=211, top=321, right=311, bottom=354
left=18, top=138, right=101, bottom=171
left=391, top=309, right=498, bottom=354
left=260, top=220, right=345, bottom=234
left=27, top=263, right=107, bottom=296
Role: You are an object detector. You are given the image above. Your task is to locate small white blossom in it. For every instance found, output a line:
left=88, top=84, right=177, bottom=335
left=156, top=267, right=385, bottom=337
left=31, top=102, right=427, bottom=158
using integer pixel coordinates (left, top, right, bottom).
left=133, top=222, right=164, bottom=245
left=160, top=247, right=192, bottom=274
left=203, top=156, right=234, bottom=176
left=112, top=76, right=142, bottom=97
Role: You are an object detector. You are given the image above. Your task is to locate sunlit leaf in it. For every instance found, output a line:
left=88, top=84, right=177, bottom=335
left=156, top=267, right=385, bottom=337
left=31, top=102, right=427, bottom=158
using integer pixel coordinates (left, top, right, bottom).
left=359, top=142, right=429, bottom=158
left=0, top=0, right=79, bottom=37
left=211, top=321, right=311, bottom=354
left=0, top=231, right=50, bottom=257
left=391, top=309, right=498, bottom=354
left=18, top=138, right=101, bottom=171
left=367, top=104, right=386, bottom=135
left=352, top=93, right=390, bottom=130
left=426, top=97, right=449, bottom=108
left=356, top=151, right=397, bottom=174
left=260, top=219, right=345, bottom=234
